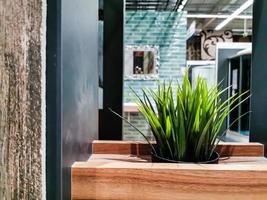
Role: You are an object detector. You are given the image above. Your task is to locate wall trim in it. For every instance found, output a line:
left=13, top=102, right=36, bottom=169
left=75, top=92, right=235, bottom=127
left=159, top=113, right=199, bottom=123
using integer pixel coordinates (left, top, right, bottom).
left=41, top=0, right=47, bottom=199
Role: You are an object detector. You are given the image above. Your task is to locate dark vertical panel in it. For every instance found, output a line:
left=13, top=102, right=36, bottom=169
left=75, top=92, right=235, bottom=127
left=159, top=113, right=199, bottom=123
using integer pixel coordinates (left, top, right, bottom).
left=251, top=0, right=267, bottom=155
left=99, top=0, right=124, bottom=140
left=46, top=0, right=62, bottom=199
left=217, top=49, right=244, bottom=132
left=61, top=0, right=99, bottom=199
left=46, top=0, right=98, bottom=199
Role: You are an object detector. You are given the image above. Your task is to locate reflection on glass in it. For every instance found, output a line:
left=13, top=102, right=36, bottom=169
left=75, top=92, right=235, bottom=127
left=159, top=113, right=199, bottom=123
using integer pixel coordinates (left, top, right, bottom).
left=133, top=51, right=155, bottom=74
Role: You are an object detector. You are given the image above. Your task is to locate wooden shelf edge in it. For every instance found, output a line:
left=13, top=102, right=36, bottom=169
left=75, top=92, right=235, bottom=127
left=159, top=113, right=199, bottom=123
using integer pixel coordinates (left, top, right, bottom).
left=92, top=140, right=264, bottom=157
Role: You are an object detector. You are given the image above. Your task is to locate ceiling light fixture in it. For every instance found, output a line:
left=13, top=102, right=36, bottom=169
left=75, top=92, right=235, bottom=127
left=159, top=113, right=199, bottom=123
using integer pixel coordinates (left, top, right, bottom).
left=215, top=0, right=253, bottom=31
left=181, top=0, right=188, bottom=6
left=187, top=14, right=252, bottom=19
left=177, top=0, right=188, bottom=12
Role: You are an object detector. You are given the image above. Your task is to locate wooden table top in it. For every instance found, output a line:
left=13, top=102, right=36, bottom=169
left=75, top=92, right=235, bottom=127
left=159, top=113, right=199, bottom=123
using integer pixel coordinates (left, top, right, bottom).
left=73, top=153, right=267, bottom=171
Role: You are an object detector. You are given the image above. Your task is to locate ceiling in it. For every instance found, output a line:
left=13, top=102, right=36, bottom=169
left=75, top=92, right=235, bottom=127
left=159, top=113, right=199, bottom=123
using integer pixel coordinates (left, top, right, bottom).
left=125, top=0, right=253, bottom=32
left=126, top=0, right=182, bottom=11
left=184, top=0, right=253, bottom=32
left=185, top=0, right=252, bottom=15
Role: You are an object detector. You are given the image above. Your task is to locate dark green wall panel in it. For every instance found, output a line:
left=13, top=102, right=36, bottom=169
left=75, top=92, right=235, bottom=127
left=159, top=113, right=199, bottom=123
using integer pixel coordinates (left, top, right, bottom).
left=46, top=0, right=98, bottom=199
left=251, top=0, right=267, bottom=155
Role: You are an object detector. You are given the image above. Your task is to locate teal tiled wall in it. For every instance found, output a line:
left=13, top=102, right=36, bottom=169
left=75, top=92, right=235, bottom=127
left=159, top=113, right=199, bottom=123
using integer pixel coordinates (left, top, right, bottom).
left=123, top=11, right=187, bottom=140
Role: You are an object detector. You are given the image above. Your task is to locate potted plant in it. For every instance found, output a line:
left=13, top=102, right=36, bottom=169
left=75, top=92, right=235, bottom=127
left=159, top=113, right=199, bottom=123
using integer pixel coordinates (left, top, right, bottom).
left=111, top=74, right=249, bottom=164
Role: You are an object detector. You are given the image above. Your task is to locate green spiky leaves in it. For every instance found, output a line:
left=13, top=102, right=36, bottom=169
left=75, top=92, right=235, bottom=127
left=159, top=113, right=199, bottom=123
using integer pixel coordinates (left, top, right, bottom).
left=113, top=73, right=249, bottom=162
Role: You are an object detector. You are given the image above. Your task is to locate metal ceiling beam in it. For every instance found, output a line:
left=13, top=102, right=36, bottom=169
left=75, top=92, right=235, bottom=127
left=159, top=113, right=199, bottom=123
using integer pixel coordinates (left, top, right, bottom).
left=126, top=0, right=181, bottom=11
left=127, top=0, right=167, bottom=2
left=165, top=0, right=170, bottom=10
left=201, top=0, right=226, bottom=29
left=156, top=0, right=160, bottom=10
left=173, top=0, right=182, bottom=11
left=202, top=18, right=216, bottom=29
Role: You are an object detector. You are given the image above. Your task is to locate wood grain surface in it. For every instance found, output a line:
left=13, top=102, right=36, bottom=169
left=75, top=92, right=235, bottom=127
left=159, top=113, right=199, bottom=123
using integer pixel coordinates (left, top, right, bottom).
left=92, top=140, right=264, bottom=156
left=0, top=1, right=43, bottom=199
left=72, top=141, right=267, bottom=200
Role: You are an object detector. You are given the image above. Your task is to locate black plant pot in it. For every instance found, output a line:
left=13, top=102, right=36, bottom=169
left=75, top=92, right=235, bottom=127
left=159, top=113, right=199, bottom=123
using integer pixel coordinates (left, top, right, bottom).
left=151, top=151, right=220, bottom=164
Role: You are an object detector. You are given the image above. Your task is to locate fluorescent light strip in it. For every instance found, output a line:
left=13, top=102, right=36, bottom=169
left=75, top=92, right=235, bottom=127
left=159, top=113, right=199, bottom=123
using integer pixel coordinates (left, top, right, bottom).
left=178, top=0, right=188, bottom=11
left=187, top=14, right=252, bottom=19
left=215, top=0, right=253, bottom=31
left=182, top=0, right=188, bottom=6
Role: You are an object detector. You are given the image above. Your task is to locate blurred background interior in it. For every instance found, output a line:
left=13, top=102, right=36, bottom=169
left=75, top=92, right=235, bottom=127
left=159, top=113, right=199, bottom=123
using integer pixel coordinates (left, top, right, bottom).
left=98, top=0, right=254, bottom=143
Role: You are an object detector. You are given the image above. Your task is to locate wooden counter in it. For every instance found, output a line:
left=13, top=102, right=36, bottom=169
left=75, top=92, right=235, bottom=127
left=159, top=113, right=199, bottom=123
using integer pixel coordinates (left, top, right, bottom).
left=72, top=141, right=267, bottom=200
